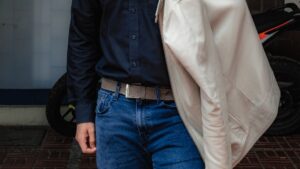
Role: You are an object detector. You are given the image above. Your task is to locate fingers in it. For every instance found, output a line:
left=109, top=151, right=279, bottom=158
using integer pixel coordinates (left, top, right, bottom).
left=88, top=127, right=96, bottom=149
left=77, top=132, right=89, bottom=153
left=75, top=122, right=96, bottom=154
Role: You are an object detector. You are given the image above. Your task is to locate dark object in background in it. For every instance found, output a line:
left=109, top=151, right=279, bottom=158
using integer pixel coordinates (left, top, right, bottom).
left=46, top=74, right=76, bottom=137
left=265, top=55, right=300, bottom=135
left=253, top=3, right=300, bottom=135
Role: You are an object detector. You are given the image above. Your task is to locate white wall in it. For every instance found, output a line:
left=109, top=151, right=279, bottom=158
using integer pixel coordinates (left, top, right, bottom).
left=0, top=0, right=72, bottom=89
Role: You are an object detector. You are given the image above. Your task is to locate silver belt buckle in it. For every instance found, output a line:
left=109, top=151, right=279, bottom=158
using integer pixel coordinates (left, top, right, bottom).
left=125, top=84, right=131, bottom=98
left=125, top=84, right=146, bottom=99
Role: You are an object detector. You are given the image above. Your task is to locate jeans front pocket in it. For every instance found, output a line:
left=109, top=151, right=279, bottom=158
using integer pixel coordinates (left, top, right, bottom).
left=95, top=89, right=115, bottom=115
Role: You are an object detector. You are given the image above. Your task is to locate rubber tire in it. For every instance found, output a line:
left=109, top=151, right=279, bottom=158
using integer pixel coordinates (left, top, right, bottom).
left=46, top=73, right=76, bottom=137
left=264, top=55, right=300, bottom=136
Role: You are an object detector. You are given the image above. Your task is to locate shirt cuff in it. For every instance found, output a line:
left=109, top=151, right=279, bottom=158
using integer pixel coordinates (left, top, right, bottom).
left=75, top=101, right=96, bottom=123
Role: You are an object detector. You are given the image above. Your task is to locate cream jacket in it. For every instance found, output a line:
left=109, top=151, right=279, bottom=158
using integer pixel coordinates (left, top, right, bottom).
left=154, top=0, right=281, bottom=168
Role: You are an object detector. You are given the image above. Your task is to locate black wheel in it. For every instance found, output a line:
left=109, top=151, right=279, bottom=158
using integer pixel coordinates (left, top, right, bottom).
left=46, top=73, right=76, bottom=137
left=265, top=55, right=300, bottom=136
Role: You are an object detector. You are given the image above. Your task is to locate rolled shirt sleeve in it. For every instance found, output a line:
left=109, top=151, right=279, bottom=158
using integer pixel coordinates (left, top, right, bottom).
left=66, top=0, right=101, bottom=123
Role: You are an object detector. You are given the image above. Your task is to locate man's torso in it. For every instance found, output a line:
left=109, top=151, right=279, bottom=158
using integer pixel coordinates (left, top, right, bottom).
left=96, top=0, right=170, bottom=86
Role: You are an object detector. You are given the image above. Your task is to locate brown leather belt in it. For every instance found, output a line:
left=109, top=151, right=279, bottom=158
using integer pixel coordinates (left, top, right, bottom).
left=100, top=78, right=174, bottom=100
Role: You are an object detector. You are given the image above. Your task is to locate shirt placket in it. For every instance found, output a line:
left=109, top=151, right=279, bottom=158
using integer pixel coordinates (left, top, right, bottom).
left=128, top=0, right=139, bottom=78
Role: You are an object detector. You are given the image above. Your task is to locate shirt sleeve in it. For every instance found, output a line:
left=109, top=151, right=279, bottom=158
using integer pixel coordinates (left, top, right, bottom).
left=66, top=0, right=101, bottom=123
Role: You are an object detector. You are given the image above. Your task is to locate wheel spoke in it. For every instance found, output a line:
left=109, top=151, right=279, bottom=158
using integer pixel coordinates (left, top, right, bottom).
left=62, top=109, right=72, bottom=118
left=70, top=116, right=75, bottom=122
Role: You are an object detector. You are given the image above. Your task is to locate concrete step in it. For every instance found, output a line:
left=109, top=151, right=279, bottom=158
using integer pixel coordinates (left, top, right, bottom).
left=0, top=105, right=48, bottom=125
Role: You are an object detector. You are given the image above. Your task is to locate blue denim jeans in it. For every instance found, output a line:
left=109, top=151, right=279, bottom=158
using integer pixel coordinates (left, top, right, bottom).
left=95, top=84, right=205, bottom=169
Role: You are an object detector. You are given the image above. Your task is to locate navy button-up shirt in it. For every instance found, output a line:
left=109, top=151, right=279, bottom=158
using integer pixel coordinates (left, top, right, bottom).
left=67, top=0, right=170, bottom=123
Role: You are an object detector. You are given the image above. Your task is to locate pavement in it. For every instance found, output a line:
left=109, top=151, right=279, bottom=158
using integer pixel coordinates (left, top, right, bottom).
left=0, top=126, right=299, bottom=169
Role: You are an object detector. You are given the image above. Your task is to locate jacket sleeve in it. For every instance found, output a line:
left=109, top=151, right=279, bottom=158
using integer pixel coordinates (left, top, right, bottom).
left=66, top=0, right=101, bottom=123
left=161, top=0, right=234, bottom=168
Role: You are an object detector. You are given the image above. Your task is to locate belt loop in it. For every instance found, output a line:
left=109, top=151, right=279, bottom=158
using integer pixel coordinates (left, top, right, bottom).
left=155, top=86, right=161, bottom=103
left=114, top=81, right=121, bottom=100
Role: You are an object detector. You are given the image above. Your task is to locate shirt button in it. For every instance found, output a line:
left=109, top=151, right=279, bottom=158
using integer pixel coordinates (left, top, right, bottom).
left=132, top=61, right=137, bottom=67
left=130, top=34, right=137, bottom=40
left=129, top=8, right=136, bottom=13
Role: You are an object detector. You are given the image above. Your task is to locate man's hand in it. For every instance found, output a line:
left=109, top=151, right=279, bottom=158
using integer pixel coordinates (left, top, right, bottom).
left=75, top=122, right=96, bottom=154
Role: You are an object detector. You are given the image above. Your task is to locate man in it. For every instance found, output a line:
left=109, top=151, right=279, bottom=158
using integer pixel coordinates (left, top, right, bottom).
left=67, top=0, right=205, bottom=168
